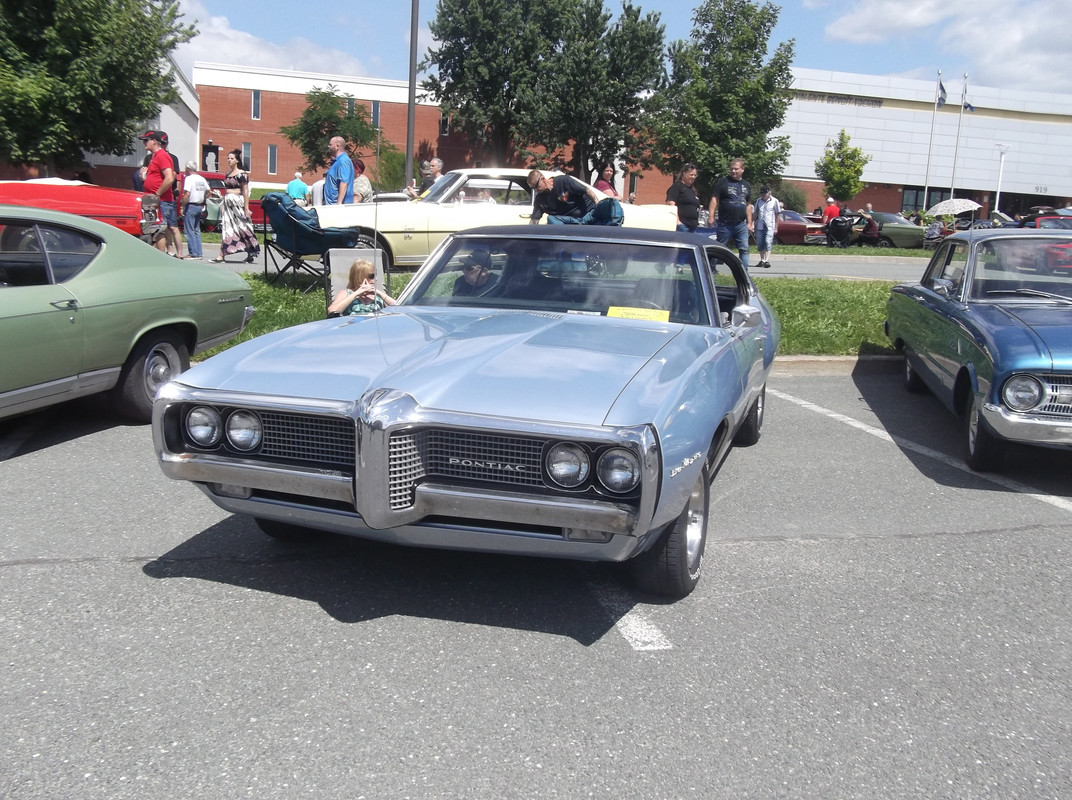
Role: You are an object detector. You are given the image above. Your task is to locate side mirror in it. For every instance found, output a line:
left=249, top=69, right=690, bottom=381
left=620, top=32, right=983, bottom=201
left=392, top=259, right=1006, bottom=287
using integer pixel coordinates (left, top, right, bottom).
left=931, top=277, right=955, bottom=298
left=732, top=304, right=762, bottom=328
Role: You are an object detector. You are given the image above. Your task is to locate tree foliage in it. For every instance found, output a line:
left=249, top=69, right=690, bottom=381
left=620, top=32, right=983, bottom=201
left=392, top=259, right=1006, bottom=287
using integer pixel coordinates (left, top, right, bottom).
left=0, top=0, right=195, bottom=172
left=650, top=0, right=794, bottom=195
left=422, top=0, right=572, bottom=166
left=814, top=129, right=871, bottom=201
left=516, top=0, right=665, bottom=180
left=278, top=85, right=381, bottom=173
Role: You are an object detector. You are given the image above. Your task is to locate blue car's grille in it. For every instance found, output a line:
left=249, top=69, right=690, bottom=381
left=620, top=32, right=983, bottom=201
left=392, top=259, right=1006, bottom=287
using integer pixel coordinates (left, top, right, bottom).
left=259, top=412, right=356, bottom=469
left=389, top=429, right=546, bottom=510
left=1040, top=375, right=1072, bottom=416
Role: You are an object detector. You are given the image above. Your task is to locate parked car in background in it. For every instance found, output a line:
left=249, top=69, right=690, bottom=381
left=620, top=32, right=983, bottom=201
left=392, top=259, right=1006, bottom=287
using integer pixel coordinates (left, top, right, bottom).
left=1019, top=210, right=1072, bottom=229
left=194, top=171, right=227, bottom=231
left=850, top=211, right=925, bottom=248
left=885, top=229, right=1072, bottom=471
left=0, top=178, right=160, bottom=241
left=153, top=225, right=779, bottom=599
left=309, top=169, right=678, bottom=271
left=0, top=205, right=254, bottom=422
left=773, top=209, right=827, bottom=245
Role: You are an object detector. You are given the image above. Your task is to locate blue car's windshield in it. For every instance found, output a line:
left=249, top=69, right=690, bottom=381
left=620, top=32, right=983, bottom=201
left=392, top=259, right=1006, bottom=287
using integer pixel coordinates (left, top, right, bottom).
left=399, top=235, right=712, bottom=325
left=970, top=237, right=1072, bottom=302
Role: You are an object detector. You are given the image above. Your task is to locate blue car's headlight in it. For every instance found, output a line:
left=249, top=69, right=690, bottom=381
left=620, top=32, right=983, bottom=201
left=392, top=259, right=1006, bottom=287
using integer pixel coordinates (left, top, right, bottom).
left=186, top=406, right=223, bottom=447
left=596, top=448, right=641, bottom=494
left=226, top=410, right=263, bottom=451
left=1002, top=375, right=1043, bottom=411
left=546, top=443, right=590, bottom=488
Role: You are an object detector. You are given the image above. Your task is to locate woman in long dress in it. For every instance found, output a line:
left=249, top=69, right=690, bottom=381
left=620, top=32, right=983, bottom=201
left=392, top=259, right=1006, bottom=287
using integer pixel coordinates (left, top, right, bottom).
left=212, top=149, right=260, bottom=263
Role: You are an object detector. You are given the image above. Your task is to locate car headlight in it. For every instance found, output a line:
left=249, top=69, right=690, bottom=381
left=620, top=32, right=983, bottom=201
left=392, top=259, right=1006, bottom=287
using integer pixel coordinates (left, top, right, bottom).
left=1002, top=375, right=1043, bottom=411
left=226, top=410, right=263, bottom=451
left=596, top=448, right=641, bottom=494
left=186, top=406, right=223, bottom=447
left=546, top=442, right=590, bottom=488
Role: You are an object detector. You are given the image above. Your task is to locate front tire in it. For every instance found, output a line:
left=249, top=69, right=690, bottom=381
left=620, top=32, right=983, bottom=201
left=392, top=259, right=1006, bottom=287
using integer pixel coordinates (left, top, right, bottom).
left=112, top=331, right=189, bottom=422
left=878, top=237, right=894, bottom=248
left=629, top=467, right=709, bottom=599
left=963, top=392, right=1004, bottom=471
left=734, top=384, right=765, bottom=446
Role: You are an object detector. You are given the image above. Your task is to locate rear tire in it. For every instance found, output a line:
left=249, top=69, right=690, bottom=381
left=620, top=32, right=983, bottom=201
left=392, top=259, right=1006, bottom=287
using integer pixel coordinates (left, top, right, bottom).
left=878, top=237, right=894, bottom=248
left=734, top=384, right=765, bottom=446
left=629, top=466, right=709, bottom=599
left=903, top=350, right=925, bottom=393
left=963, top=392, right=1005, bottom=471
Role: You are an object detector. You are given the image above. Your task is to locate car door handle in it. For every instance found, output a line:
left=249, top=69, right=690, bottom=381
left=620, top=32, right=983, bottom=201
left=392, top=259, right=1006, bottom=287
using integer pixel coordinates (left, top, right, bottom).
left=50, top=299, right=78, bottom=310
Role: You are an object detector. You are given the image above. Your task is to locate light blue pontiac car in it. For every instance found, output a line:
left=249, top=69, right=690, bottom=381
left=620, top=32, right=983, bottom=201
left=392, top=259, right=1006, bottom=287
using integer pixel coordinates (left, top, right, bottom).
left=153, top=225, right=779, bottom=598
left=886, top=228, right=1072, bottom=471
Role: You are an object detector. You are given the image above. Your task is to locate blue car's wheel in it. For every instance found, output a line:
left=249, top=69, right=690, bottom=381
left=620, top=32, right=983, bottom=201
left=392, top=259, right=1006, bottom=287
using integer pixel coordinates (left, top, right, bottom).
left=964, top=392, right=1004, bottom=471
left=903, top=350, right=925, bottom=393
left=629, top=466, right=709, bottom=598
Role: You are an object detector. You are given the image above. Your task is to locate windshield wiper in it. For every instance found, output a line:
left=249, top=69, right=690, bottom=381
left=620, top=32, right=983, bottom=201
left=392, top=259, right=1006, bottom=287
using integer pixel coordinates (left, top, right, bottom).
left=986, top=288, right=1072, bottom=303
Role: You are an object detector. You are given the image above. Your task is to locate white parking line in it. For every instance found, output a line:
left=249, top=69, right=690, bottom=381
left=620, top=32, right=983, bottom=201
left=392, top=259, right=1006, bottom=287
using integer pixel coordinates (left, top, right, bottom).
left=769, top=388, right=1072, bottom=514
left=590, top=580, right=673, bottom=651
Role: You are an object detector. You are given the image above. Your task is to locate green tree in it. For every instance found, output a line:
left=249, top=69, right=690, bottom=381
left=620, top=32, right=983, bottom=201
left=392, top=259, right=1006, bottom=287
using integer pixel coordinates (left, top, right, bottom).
left=279, top=85, right=380, bottom=173
left=771, top=179, right=807, bottom=213
left=422, top=0, right=571, bottom=166
left=814, top=129, right=871, bottom=201
left=516, top=0, right=665, bottom=180
left=650, top=0, right=794, bottom=194
left=0, top=0, right=195, bottom=173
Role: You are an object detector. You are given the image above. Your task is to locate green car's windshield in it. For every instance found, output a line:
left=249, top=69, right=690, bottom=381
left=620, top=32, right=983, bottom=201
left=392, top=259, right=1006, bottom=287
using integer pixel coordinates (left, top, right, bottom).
left=399, top=235, right=712, bottom=326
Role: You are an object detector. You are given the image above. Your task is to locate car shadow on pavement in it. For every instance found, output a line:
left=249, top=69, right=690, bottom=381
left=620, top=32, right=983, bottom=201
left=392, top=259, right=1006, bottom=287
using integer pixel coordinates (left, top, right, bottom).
left=851, top=359, right=1072, bottom=497
left=0, top=395, right=135, bottom=461
left=142, top=514, right=631, bottom=646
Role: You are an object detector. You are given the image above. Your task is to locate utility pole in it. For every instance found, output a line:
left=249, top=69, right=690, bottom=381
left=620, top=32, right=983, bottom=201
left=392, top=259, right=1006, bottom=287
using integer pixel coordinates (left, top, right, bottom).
left=994, top=143, right=1011, bottom=216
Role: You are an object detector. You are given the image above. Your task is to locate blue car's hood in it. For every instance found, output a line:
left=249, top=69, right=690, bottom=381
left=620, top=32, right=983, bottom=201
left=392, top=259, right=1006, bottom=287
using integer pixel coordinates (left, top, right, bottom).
left=182, top=308, right=689, bottom=426
left=979, top=304, right=1072, bottom=371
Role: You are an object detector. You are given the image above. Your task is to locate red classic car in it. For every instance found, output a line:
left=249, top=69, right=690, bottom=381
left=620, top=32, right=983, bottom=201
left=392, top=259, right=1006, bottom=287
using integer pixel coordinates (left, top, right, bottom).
left=774, top=209, right=827, bottom=245
left=0, top=178, right=161, bottom=241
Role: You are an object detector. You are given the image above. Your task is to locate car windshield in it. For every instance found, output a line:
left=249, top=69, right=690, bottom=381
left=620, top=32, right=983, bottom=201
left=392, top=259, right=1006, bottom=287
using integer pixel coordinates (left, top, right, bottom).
left=399, top=235, right=711, bottom=325
left=781, top=210, right=806, bottom=222
left=969, top=237, right=1072, bottom=302
left=420, top=173, right=534, bottom=207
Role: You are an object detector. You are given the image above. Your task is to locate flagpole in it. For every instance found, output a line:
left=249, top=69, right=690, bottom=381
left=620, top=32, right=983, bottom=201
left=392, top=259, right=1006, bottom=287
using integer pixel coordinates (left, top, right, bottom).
left=949, top=74, right=968, bottom=199
left=923, top=69, right=942, bottom=210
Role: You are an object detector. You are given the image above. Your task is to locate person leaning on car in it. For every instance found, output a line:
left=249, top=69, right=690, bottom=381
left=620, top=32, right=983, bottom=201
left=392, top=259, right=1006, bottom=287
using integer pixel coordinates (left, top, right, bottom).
left=527, top=170, right=600, bottom=224
left=181, top=161, right=210, bottom=260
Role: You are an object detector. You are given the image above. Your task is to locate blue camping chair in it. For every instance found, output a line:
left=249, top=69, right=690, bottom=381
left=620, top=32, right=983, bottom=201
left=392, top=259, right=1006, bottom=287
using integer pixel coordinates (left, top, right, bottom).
left=260, top=192, right=362, bottom=300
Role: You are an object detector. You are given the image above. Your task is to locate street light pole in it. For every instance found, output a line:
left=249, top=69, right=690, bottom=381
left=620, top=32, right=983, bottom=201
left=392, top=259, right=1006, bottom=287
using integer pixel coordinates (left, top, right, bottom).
left=405, top=0, right=419, bottom=190
left=995, top=143, right=1011, bottom=216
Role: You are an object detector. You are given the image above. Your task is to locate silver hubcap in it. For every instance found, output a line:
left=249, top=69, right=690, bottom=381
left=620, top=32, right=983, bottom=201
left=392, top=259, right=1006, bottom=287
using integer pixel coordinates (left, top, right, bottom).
left=144, top=344, right=180, bottom=398
left=684, top=479, right=706, bottom=568
left=967, top=398, right=980, bottom=454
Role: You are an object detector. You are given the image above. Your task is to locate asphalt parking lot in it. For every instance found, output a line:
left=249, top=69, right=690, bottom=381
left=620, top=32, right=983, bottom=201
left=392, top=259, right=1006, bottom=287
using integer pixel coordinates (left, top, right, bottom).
left=1, top=359, right=1070, bottom=798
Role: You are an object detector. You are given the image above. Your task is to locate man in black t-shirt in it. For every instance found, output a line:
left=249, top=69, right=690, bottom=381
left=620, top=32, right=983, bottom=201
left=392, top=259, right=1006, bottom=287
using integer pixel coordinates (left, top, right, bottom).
left=527, top=170, right=599, bottom=224
left=708, top=158, right=753, bottom=269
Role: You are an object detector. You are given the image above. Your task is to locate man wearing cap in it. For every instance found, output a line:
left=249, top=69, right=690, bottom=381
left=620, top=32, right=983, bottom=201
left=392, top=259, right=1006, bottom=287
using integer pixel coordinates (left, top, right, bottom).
left=139, top=130, right=183, bottom=257
left=753, top=185, right=780, bottom=269
left=822, top=196, right=841, bottom=247
left=286, top=171, right=310, bottom=206
left=181, top=162, right=210, bottom=260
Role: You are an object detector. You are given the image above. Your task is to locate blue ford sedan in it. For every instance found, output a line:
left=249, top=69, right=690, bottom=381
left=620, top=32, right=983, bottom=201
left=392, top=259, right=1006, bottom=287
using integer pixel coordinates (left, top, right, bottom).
left=885, top=229, right=1072, bottom=470
left=152, top=226, right=779, bottom=598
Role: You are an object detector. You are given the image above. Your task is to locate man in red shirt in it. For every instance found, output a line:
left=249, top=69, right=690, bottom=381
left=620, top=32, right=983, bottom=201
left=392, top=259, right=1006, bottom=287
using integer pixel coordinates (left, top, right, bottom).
left=822, top=196, right=841, bottom=248
left=139, top=130, right=183, bottom=257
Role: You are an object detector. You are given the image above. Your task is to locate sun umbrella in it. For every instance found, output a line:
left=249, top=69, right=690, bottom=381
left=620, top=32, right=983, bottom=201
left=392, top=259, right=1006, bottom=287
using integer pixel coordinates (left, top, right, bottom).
left=928, top=198, right=982, bottom=216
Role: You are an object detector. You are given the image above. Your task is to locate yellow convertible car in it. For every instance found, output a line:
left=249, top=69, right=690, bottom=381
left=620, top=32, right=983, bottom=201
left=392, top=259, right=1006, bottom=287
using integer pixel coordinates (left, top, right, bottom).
left=312, top=169, right=678, bottom=270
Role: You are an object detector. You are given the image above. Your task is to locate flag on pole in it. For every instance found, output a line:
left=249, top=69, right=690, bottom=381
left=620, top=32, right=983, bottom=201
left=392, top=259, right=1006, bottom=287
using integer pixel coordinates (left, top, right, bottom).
left=963, top=101, right=975, bottom=112
left=937, top=79, right=947, bottom=108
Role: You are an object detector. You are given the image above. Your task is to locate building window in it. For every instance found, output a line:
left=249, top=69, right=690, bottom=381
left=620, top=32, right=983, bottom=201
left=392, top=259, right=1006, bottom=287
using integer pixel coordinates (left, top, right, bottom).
left=371, top=101, right=380, bottom=127
left=242, top=142, right=252, bottom=172
left=440, top=114, right=450, bottom=136
left=267, top=144, right=277, bottom=175
left=252, top=90, right=261, bottom=120
left=346, top=98, right=355, bottom=116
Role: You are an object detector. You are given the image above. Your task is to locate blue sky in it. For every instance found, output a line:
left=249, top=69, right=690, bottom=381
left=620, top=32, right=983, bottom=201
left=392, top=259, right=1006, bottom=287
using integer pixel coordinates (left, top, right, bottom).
left=173, top=0, right=1072, bottom=95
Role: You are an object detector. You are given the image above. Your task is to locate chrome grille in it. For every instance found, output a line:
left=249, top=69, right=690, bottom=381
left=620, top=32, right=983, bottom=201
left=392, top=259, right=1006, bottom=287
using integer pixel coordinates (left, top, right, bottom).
left=389, top=429, right=546, bottom=510
left=1040, top=375, right=1072, bottom=416
left=259, top=412, right=355, bottom=469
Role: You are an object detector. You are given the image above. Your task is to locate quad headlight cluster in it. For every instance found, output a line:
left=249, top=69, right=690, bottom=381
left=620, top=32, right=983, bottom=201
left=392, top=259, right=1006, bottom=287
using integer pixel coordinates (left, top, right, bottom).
left=545, top=442, right=641, bottom=494
left=1002, top=375, right=1072, bottom=412
left=185, top=406, right=263, bottom=451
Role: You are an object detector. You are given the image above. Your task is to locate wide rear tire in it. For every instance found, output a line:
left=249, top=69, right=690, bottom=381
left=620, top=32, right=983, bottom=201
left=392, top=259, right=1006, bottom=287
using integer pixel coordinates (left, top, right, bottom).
left=629, top=467, right=709, bottom=599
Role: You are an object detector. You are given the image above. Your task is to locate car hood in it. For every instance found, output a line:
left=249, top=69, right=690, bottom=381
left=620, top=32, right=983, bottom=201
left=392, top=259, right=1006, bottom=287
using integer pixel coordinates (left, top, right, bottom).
left=181, top=308, right=688, bottom=426
left=979, top=303, right=1072, bottom=371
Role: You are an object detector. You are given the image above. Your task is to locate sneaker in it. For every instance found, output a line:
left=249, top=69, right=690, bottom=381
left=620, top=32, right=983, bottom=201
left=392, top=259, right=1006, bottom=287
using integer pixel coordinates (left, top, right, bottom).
left=761, top=260, right=771, bottom=268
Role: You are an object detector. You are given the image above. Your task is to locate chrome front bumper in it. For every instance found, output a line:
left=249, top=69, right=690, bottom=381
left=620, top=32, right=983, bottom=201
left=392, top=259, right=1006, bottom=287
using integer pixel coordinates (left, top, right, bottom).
left=982, top=403, right=1072, bottom=447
